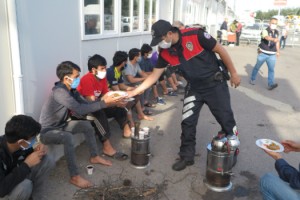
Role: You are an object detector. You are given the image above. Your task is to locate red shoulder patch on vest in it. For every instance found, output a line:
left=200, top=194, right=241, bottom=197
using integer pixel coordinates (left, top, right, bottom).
left=160, top=29, right=204, bottom=66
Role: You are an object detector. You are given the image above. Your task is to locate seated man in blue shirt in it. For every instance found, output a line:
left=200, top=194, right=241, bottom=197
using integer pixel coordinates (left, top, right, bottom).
left=260, top=139, right=300, bottom=200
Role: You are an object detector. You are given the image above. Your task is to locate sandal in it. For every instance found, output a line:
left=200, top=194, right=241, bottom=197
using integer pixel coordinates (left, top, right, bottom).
left=103, top=151, right=128, bottom=161
left=143, top=109, right=153, bottom=115
left=144, top=102, right=156, bottom=108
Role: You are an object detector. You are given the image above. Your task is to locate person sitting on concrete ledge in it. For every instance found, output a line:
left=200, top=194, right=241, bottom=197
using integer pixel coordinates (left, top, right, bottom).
left=39, top=61, right=125, bottom=188
left=0, top=115, right=54, bottom=200
left=107, top=51, right=145, bottom=127
left=77, top=54, right=131, bottom=147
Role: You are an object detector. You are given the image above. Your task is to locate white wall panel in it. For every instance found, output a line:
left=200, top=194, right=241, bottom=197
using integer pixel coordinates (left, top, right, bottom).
left=0, top=0, right=15, bottom=134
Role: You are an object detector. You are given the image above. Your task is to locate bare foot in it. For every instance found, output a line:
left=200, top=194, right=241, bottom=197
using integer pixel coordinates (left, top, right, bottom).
left=123, top=124, right=132, bottom=137
left=90, top=156, right=112, bottom=166
left=70, top=175, right=93, bottom=188
left=138, top=115, right=154, bottom=121
left=102, top=140, right=117, bottom=156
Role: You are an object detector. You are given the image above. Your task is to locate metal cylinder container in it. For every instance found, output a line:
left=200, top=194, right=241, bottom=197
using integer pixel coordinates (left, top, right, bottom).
left=204, top=133, right=239, bottom=192
left=130, top=136, right=150, bottom=169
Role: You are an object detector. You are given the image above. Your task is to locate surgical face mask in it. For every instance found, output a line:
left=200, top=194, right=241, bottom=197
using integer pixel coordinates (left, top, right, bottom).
left=159, top=39, right=172, bottom=49
left=96, top=71, right=106, bottom=79
left=147, top=53, right=153, bottom=59
left=270, top=24, right=277, bottom=30
left=68, top=77, right=80, bottom=89
left=20, top=137, right=36, bottom=150
left=137, top=56, right=142, bottom=62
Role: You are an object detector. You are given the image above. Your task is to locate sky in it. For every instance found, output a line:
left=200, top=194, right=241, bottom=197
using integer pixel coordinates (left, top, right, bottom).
left=236, top=0, right=300, bottom=12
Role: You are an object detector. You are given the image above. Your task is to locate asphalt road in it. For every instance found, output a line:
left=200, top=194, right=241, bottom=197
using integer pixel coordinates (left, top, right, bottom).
left=42, top=44, right=300, bottom=200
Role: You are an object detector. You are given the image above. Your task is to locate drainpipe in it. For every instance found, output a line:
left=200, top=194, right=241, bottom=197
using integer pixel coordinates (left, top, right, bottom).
left=7, top=0, right=24, bottom=114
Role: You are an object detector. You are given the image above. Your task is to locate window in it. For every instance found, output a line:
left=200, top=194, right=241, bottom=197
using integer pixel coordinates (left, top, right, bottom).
left=83, top=0, right=101, bottom=35
left=151, top=0, right=157, bottom=27
left=121, top=0, right=130, bottom=32
left=145, top=0, right=157, bottom=31
left=82, top=0, right=158, bottom=39
left=133, top=0, right=140, bottom=31
left=144, top=0, right=150, bottom=31
left=104, top=0, right=115, bottom=31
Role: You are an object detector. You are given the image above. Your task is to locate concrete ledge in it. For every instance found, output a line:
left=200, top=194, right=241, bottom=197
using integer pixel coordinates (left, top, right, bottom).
left=48, top=118, right=114, bottom=162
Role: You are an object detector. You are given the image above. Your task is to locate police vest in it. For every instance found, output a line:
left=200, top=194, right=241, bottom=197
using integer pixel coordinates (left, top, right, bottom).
left=259, top=27, right=279, bottom=52
left=160, top=28, right=219, bottom=84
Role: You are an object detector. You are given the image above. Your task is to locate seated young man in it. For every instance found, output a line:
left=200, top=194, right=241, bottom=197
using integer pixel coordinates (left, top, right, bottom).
left=123, top=48, right=154, bottom=116
left=139, top=43, right=166, bottom=105
left=39, top=61, right=124, bottom=188
left=77, top=54, right=131, bottom=148
left=107, top=51, right=153, bottom=124
left=0, top=115, right=54, bottom=200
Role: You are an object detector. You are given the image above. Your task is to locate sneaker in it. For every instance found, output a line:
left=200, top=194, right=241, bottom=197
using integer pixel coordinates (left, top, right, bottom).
left=249, top=79, right=255, bottom=85
left=157, top=97, right=166, bottom=105
left=268, top=83, right=278, bottom=90
left=167, top=87, right=173, bottom=92
left=167, top=91, right=178, bottom=96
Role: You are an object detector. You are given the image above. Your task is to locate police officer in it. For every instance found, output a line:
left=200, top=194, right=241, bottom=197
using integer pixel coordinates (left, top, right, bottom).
left=128, top=20, right=241, bottom=171
left=250, top=17, right=280, bottom=90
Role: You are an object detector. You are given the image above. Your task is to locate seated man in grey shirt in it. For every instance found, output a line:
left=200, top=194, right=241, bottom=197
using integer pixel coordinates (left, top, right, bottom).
left=123, top=48, right=154, bottom=117
left=39, top=61, right=124, bottom=188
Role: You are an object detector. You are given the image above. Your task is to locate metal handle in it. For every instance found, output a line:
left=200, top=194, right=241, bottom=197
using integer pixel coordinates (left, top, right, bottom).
left=225, top=171, right=234, bottom=176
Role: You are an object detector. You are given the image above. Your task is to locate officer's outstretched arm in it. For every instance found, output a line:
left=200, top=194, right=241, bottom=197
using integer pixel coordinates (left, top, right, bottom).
left=213, top=43, right=241, bottom=88
left=127, top=68, right=165, bottom=97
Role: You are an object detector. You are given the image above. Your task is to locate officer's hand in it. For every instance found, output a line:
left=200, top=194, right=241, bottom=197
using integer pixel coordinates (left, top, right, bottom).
left=24, top=151, right=43, bottom=168
left=230, top=73, right=241, bottom=88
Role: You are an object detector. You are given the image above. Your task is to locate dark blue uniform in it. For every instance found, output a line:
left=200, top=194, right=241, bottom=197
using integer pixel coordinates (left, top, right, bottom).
left=156, top=28, right=238, bottom=162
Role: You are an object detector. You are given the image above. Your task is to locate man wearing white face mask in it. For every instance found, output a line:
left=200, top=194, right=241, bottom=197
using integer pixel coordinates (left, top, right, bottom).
left=250, top=18, right=280, bottom=90
left=127, top=19, right=241, bottom=171
left=139, top=43, right=166, bottom=106
left=77, top=54, right=130, bottom=161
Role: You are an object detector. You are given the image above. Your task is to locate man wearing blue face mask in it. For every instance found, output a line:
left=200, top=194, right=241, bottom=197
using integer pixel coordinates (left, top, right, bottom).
left=39, top=61, right=125, bottom=188
left=0, top=115, right=54, bottom=200
left=250, top=18, right=280, bottom=90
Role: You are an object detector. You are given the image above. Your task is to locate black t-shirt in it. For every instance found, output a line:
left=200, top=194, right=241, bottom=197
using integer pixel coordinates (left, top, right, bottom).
left=155, top=28, right=217, bottom=69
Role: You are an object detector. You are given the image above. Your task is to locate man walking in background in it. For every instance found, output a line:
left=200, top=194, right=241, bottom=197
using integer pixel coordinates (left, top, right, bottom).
left=250, top=17, right=280, bottom=90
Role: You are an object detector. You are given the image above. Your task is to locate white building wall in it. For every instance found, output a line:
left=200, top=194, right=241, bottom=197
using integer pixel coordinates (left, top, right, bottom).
left=15, top=0, right=152, bottom=121
left=158, top=0, right=174, bottom=22
left=0, top=0, right=235, bottom=135
left=0, top=0, right=16, bottom=133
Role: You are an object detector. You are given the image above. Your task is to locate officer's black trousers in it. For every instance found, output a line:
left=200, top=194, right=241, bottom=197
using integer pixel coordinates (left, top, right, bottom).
left=179, top=82, right=237, bottom=161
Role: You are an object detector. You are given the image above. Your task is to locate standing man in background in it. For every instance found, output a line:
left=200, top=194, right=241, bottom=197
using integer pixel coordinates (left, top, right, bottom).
left=250, top=17, right=280, bottom=90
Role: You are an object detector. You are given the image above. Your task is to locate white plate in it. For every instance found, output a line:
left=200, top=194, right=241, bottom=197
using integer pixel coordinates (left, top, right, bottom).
left=256, top=139, right=284, bottom=152
left=107, top=91, right=128, bottom=97
left=124, top=97, right=135, bottom=102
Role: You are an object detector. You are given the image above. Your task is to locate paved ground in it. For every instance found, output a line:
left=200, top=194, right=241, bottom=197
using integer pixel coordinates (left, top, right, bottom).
left=42, top=44, right=300, bottom=200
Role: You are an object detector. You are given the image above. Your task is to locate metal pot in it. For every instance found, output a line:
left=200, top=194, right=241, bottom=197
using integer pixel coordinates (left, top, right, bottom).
left=211, top=133, right=228, bottom=152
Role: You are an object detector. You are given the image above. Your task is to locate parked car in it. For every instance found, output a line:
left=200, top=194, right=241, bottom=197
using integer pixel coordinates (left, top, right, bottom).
left=240, top=23, right=268, bottom=42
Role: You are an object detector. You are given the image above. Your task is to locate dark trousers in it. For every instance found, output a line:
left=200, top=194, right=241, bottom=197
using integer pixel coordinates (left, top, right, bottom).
left=179, top=82, right=237, bottom=161
left=91, top=107, right=127, bottom=142
left=280, top=36, right=287, bottom=48
left=236, top=32, right=241, bottom=46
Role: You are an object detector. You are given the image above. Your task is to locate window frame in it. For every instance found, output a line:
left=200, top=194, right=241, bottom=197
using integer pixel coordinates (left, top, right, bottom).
left=81, top=0, right=159, bottom=40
